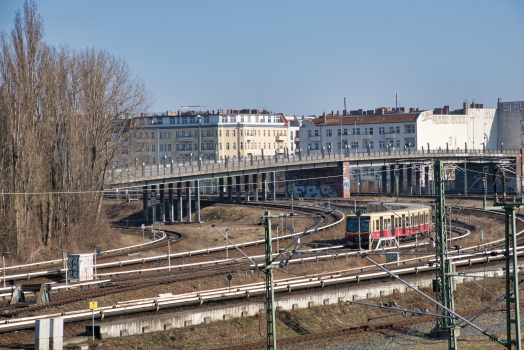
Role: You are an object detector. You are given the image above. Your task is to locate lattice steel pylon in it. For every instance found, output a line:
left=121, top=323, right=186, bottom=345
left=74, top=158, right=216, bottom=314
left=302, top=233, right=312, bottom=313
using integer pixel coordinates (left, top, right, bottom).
left=263, top=211, right=278, bottom=350
left=484, top=168, right=522, bottom=350
left=432, top=160, right=458, bottom=349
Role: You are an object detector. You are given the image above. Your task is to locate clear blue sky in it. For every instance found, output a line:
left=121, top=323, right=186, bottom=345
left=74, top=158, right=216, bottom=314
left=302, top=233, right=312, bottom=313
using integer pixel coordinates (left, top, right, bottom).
left=1, top=0, right=523, bottom=115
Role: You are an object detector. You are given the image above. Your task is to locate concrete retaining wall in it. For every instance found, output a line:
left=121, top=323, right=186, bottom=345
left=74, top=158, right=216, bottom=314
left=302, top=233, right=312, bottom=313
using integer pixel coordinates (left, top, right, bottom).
left=90, top=265, right=505, bottom=340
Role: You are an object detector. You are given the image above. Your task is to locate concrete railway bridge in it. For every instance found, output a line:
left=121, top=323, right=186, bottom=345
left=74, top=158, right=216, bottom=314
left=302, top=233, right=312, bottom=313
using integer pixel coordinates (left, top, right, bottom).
left=107, top=148, right=522, bottom=223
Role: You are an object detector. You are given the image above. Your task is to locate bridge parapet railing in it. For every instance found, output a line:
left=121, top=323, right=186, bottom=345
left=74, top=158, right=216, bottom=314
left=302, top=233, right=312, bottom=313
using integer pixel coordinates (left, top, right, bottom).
left=111, top=148, right=520, bottom=182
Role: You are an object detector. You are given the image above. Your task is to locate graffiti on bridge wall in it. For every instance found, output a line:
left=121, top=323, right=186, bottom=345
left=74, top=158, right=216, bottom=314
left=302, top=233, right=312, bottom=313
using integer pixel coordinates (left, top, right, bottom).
left=285, top=167, right=347, bottom=198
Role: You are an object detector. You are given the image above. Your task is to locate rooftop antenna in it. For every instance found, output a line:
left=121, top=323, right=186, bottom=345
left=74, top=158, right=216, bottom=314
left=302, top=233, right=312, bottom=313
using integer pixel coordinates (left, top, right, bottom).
left=396, top=93, right=398, bottom=111
left=344, top=96, right=347, bottom=114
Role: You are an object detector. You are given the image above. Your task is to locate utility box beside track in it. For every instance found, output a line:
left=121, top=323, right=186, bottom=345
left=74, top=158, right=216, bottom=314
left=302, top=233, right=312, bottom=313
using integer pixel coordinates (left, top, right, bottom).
left=68, top=254, right=94, bottom=281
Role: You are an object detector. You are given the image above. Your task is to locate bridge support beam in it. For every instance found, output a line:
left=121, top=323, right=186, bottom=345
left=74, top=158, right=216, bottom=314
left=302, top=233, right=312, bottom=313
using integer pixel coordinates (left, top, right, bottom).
left=151, top=185, right=157, bottom=222
left=142, top=186, right=148, bottom=222
left=269, top=172, right=276, bottom=200
left=186, top=181, right=192, bottom=222
left=227, top=177, right=233, bottom=202
left=415, top=167, right=421, bottom=195
left=168, top=183, right=174, bottom=222
left=262, top=173, right=267, bottom=201
left=219, top=178, right=224, bottom=202
left=254, top=174, right=259, bottom=201
left=245, top=175, right=250, bottom=201
left=425, top=166, right=430, bottom=195
left=159, top=184, right=165, bottom=222
left=382, top=166, right=388, bottom=194
left=236, top=176, right=241, bottom=203
left=177, top=182, right=183, bottom=222
left=399, top=165, right=405, bottom=195
left=407, top=165, right=413, bottom=195
left=390, top=166, right=395, bottom=195
left=195, top=180, right=201, bottom=223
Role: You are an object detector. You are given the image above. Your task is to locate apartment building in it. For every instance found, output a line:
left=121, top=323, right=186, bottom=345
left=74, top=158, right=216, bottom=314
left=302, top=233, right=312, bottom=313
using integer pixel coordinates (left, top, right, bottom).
left=131, top=109, right=292, bottom=165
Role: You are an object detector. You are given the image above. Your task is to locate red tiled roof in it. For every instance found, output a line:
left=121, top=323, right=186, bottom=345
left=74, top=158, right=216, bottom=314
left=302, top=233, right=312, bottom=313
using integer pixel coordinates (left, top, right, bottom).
left=311, top=113, right=419, bottom=125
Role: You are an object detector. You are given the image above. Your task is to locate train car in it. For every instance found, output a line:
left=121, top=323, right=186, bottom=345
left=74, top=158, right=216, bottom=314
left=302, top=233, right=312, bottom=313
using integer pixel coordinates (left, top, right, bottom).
left=345, top=202, right=431, bottom=249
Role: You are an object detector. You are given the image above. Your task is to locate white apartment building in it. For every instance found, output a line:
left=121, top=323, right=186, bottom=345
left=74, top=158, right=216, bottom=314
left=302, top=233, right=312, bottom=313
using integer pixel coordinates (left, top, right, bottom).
left=299, top=102, right=498, bottom=182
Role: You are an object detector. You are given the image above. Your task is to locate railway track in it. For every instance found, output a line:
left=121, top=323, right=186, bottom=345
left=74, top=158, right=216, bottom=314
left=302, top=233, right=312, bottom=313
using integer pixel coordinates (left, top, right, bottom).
left=213, top=307, right=503, bottom=350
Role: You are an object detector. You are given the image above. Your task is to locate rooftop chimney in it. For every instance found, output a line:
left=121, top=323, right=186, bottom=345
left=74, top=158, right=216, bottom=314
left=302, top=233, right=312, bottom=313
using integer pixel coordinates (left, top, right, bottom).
left=463, top=102, right=468, bottom=115
left=323, top=112, right=327, bottom=123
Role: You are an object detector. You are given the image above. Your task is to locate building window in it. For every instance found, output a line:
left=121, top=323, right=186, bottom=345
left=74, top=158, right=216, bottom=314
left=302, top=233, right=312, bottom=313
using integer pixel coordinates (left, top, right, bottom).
left=151, top=132, right=154, bottom=139
left=240, top=142, right=243, bottom=150
left=170, top=118, right=176, bottom=124
left=233, top=130, right=236, bottom=137
left=206, top=130, right=210, bottom=137
left=327, top=129, right=332, bottom=137
left=194, top=143, right=198, bottom=150
left=263, top=130, right=266, bottom=136
left=389, top=127, right=394, bottom=134
left=396, top=140, right=400, bottom=148
left=379, top=141, right=386, bottom=149
left=175, top=131, right=179, bottom=138
left=351, top=142, right=358, bottom=149
left=369, top=141, right=374, bottom=149
left=226, top=142, right=230, bottom=150
left=152, top=144, right=155, bottom=152
left=176, top=144, right=179, bottom=151
left=258, top=130, right=261, bottom=136
left=226, top=130, right=229, bottom=137
left=200, top=143, right=203, bottom=150
left=308, top=130, right=312, bottom=137
left=233, top=142, right=236, bottom=150
left=220, top=143, right=222, bottom=150
left=396, top=126, right=400, bottom=133
left=314, top=130, right=319, bottom=137
left=405, top=125, right=415, bottom=133
left=337, top=129, right=341, bottom=136
left=369, top=128, right=373, bottom=135
left=204, top=116, right=209, bottom=123
left=182, top=117, right=187, bottom=124
left=379, top=127, right=385, bottom=135
left=337, top=142, right=341, bottom=150
left=187, top=131, right=192, bottom=137
left=207, top=142, right=211, bottom=150
left=343, top=128, right=348, bottom=135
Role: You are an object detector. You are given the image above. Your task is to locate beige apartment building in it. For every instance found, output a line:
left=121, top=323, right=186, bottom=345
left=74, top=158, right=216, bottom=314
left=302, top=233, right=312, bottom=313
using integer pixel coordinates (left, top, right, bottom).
left=131, top=109, right=292, bottom=165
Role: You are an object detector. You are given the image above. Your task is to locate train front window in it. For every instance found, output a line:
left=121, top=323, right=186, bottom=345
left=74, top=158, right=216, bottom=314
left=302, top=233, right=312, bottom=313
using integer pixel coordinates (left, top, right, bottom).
left=346, top=217, right=370, bottom=232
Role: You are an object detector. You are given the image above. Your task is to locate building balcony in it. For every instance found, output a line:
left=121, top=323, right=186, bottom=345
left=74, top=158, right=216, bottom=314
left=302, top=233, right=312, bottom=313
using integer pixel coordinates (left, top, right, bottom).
left=203, top=136, right=215, bottom=141
left=177, top=150, right=193, bottom=155
left=178, top=137, right=193, bottom=142
left=276, top=135, right=287, bottom=141
left=309, top=136, right=321, bottom=142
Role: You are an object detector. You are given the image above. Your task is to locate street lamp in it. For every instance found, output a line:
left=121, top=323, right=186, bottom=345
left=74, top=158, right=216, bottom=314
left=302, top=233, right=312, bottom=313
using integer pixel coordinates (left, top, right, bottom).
left=93, top=245, right=100, bottom=280
left=2, top=252, right=10, bottom=288
left=59, top=249, right=68, bottom=289
left=356, top=212, right=362, bottom=251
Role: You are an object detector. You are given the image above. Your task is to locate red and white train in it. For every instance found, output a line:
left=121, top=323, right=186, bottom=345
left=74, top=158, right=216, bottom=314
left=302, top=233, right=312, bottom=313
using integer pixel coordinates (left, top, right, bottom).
left=345, top=202, right=431, bottom=249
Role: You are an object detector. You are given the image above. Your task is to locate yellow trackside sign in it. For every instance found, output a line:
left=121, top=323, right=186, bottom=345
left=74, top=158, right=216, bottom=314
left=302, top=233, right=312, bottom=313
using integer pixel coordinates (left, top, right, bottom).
left=89, top=301, right=98, bottom=309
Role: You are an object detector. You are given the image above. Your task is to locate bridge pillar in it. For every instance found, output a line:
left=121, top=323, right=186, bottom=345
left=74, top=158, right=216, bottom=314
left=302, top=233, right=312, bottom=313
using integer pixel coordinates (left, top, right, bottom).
left=186, top=181, right=192, bottom=222
left=168, top=183, right=174, bottom=222
left=245, top=175, right=250, bottom=201
left=415, top=167, right=421, bottom=195
left=236, top=176, right=241, bottom=203
left=159, top=184, right=165, bottom=222
left=151, top=185, right=157, bottom=222
left=382, top=166, right=387, bottom=194
left=269, top=172, right=276, bottom=200
left=390, top=166, right=396, bottom=194
left=407, top=165, right=413, bottom=194
left=425, top=166, right=430, bottom=195
left=142, top=186, right=149, bottom=222
left=177, top=182, right=183, bottom=222
left=262, top=173, right=267, bottom=201
left=195, top=180, right=201, bottom=223
left=227, top=177, right=233, bottom=202
left=253, top=174, right=259, bottom=201
left=219, top=178, right=224, bottom=202
left=399, top=165, right=405, bottom=194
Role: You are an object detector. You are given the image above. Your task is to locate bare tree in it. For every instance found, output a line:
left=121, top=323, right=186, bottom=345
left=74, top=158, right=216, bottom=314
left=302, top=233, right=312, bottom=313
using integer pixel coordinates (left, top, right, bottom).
left=0, top=1, right=152, bottom=258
